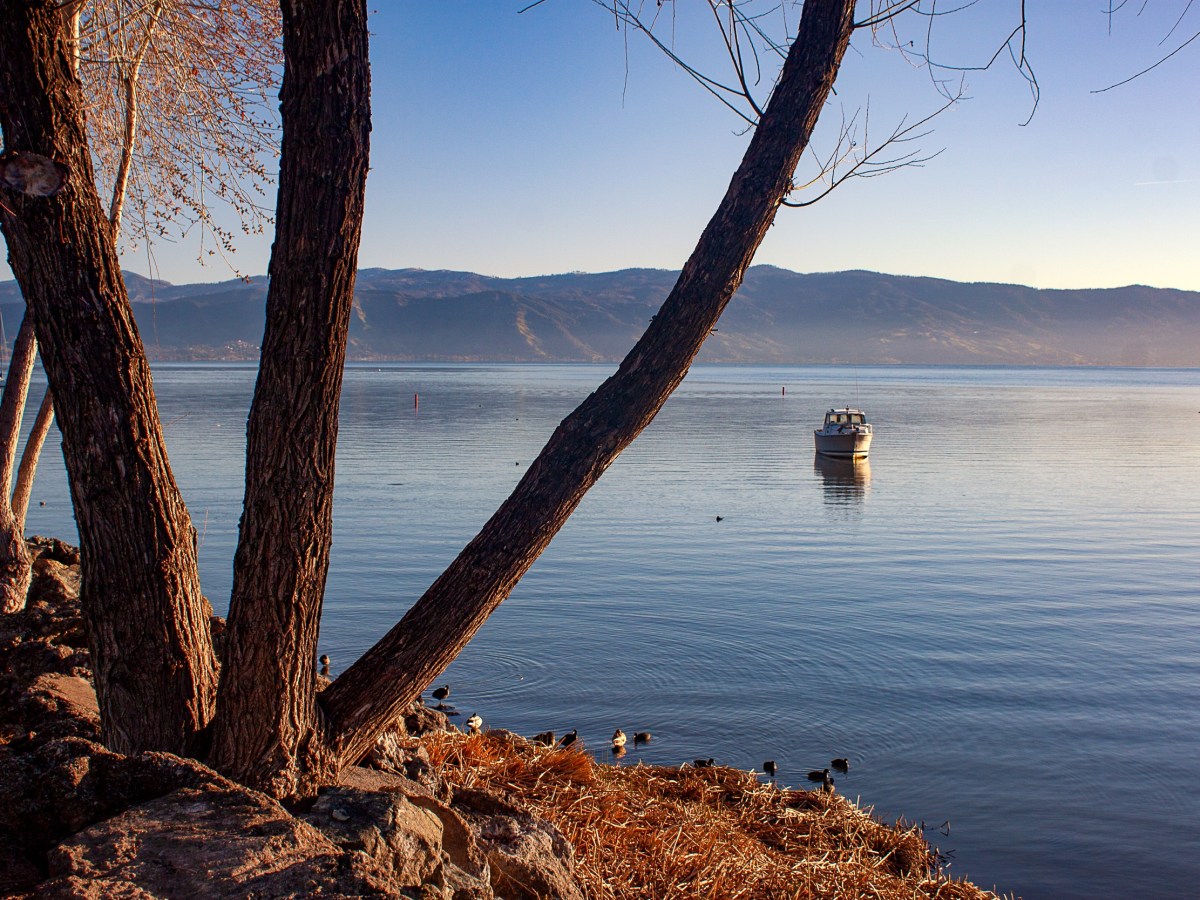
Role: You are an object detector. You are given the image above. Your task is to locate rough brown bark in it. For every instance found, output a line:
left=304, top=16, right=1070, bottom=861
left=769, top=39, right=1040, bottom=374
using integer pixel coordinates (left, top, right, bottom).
left=209, top=0, right=371, bottom=798
left=321, top=0, right=857, bottom=769
left=0, top=316, right=39, bottom=613
left=0, top=0, right=215, bottom=755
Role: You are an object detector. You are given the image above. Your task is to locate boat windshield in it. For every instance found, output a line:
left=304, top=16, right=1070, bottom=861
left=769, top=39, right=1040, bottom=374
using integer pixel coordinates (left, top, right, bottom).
left=826, top=412, right=865, bottom=425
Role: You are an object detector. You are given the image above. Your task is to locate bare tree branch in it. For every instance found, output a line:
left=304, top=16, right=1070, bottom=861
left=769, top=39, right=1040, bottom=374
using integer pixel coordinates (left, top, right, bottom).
left=1094, top=24, right=1200, bottom=92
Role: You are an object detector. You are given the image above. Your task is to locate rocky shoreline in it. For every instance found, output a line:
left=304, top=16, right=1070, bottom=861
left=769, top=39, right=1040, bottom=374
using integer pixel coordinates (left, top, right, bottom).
left=1, top=540, right=1002, bottom=899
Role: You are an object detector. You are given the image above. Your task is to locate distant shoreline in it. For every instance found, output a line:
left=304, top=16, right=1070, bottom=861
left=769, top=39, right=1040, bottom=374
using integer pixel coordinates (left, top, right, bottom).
left=4, top=265, right=1197, bottom=367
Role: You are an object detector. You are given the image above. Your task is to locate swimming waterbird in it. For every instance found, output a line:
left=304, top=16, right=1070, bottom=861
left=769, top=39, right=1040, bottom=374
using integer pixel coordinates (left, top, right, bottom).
left=763, top=760, right=778, bottom=777
left=559, top=729, right=579, bottom=748
left=831, top=757, right=850, bottom=772
left=612, top=729, right=627, bottom=749
left=633, top=731, right=652, bottom=745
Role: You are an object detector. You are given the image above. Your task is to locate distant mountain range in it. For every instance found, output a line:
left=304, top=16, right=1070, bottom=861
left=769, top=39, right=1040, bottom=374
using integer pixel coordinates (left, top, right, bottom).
left=2, top=266, right=1197, bottom=366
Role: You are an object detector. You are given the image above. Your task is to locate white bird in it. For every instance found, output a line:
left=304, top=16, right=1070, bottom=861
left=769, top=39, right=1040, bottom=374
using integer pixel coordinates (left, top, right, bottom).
left=612, top=729, right=627, bottom=749
left=466, top=713, right=483, bottom=734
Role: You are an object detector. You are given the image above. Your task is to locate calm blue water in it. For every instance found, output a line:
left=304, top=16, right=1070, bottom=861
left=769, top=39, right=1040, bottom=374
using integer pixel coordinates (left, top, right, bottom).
left=22, top=364, right=1200, bottom=900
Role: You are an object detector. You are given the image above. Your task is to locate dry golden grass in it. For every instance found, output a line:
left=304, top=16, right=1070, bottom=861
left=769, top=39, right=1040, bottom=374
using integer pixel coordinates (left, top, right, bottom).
left=426, top=730, right=1006, bottom=900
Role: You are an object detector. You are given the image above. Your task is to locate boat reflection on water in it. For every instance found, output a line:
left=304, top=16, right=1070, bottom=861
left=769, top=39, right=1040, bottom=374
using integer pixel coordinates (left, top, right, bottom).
left=813, top=453, right=871, bottom=506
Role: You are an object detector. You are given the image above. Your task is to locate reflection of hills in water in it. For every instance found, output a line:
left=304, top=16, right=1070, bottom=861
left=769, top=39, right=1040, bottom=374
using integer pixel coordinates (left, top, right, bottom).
left=814, top=454, right=871, bottom=505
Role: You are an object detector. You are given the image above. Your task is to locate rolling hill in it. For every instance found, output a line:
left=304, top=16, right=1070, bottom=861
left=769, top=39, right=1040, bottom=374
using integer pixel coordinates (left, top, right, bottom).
left=2, top=266, right=1196, bottom=366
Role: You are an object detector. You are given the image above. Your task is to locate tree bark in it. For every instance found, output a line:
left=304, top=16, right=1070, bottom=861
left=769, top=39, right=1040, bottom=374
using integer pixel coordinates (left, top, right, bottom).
left=0, top=316, right=39, bottom=613
left=210, top=0, right=371, bottom=799
left=321, top=0, right=857, bottom=769
left=0, top=0, right=215, bottom=755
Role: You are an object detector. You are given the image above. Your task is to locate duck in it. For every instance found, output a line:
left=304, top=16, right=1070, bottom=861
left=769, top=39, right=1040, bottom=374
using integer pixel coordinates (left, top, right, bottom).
left=318, top=654, right=330, bottom=675
left=763, top=760, right=778, bottom=777
left=715, top=516, right=724, bottom=522
left=806, top=767, right=831, bottom=783
left=431, top=685, right=450, bottom=701
left=465, top=713, right=482, bottom=734
left=559, top=729, right=579, bottom=748
left=532, top=730, right=555, bottom=746
left=612, top=729, right=627, bottom=749
left=831, top=757, right=850, bottom=773
left=692, top=758, right=715, bottom=768
left=633, top=731, right=652, bottom=745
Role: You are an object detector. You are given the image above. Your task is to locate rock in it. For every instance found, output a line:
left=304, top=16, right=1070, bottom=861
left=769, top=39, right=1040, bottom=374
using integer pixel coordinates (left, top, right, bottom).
left=23, top=673, right=101, bottom=737
left=305, top=786, right=492, bottom=899
left=453, top=788, right=583, bottom=900
left=0, top=842, right=44, bottom=896
left=29, top=556, right=81, bottom=604
left=43, top=782, right=398, bottom=899
left=339, top=764, right=437, bottom=801
left=367, top=724, right=410, bottom=772
left=405, top=794, right=490, bottom=898
left=366, top=722, right=445, bottom=799
left=404, top=704, right=449, bottom=737
left=35, top=873, right=161, bottom=898
left=209, top=614, right=227, bottom=663
left=0, top=736, right=241, bottom=881
left=27, top=536, right=82, bottom=568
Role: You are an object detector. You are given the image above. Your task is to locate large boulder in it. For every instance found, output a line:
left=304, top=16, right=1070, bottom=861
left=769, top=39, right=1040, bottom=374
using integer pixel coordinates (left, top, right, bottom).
left=41, top=782, right=399, bottom=899
left=452, top=788, right=583, bottom=900
left=305, top=786, right=491, bottom=900
left=0, top=737, right=238, bottom=893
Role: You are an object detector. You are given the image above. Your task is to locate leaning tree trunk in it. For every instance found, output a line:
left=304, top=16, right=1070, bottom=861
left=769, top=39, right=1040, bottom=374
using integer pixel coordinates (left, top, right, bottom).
left=320, top=0, right=858, bottom=770
left=209, top=0, right=370, bottom=799
left=0, top=316, right=39, bottom=613
left=0, top=0, right=216, bottom=756
left=12, top=389, right=57, bottom=528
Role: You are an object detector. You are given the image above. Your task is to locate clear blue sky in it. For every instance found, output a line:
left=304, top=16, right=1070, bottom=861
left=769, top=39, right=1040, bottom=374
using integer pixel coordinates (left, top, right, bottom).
left=5, top=2, right=1198, bottom=291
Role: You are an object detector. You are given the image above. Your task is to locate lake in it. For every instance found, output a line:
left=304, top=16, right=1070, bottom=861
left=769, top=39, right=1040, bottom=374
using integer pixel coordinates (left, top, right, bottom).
left=21, top=363, right=1200, bottom=900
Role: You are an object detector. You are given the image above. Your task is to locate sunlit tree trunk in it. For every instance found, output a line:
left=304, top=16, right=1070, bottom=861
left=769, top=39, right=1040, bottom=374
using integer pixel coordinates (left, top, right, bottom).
left=107, top=1, right=164, bottom=240
left=0, top=0, right=215, bottom=755
left=210, top=0, right=371, bottom=799
left=12, top=389, right=56, bottom=527
left=320, top=0, right=858, bottom=770
left=0, top=317, right=38, bottom=613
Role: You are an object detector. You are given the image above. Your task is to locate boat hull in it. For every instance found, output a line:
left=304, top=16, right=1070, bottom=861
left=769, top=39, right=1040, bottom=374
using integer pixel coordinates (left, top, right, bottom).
left=814, top=430, right=872, bottom=459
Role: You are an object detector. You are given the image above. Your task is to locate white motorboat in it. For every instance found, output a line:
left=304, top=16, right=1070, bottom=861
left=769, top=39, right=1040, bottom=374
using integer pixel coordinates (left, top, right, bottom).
left=814, top=407, right=872, bottom=459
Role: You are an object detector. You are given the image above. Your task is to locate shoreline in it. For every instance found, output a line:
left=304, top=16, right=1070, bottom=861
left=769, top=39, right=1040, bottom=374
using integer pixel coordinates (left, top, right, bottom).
left=0, top=539, right=1009, bottom=899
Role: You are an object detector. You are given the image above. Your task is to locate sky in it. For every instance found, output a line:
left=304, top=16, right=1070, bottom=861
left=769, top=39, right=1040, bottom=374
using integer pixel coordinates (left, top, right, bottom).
left=4, top=1, right=1199, bottom=291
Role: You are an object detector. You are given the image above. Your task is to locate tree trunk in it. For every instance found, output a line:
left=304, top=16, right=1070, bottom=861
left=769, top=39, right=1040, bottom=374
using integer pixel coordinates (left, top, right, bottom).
left=321, top=0, right=857, bottom=769
left=0, top=0, right=215, bottom=755
left=12, top=388, right=56, bottom=527
left=210, top=0, right=371, bottom=799
left=107, top=1, right=164, bottom=241
left=0, top=316, right=39, bottom=613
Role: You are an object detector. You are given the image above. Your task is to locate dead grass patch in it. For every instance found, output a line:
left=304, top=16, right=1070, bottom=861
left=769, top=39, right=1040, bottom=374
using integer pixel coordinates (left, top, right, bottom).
left=426, top=730, right=1006, bottom=899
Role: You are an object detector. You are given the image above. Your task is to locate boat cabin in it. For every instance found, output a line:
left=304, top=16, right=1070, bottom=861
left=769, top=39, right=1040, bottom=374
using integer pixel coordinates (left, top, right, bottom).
left=823, top=409, right=867, bottom=427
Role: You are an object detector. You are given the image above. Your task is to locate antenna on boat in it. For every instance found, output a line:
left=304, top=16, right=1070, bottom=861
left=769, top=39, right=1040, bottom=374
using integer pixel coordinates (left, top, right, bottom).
left=854, top=368, right=860, bottom=409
